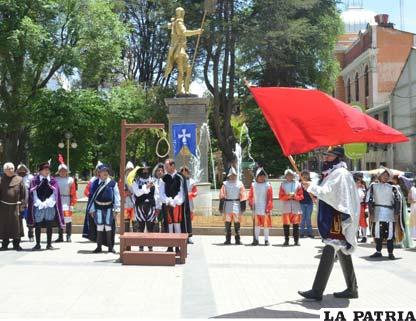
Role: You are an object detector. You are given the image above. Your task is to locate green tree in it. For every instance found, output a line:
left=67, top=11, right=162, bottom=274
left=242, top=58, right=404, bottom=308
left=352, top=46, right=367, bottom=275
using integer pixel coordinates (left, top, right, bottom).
left=0, top=0, right=126, bottom=163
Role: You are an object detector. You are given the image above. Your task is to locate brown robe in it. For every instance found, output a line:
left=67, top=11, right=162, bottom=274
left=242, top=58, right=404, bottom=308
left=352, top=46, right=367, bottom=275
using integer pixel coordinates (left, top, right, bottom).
left=0, top=174, right=26, bottom=240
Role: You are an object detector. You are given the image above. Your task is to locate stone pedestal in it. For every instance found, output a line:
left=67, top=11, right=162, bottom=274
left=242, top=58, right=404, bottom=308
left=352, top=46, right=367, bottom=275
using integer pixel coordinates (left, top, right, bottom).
left=165, top=97, right=210, bottom=182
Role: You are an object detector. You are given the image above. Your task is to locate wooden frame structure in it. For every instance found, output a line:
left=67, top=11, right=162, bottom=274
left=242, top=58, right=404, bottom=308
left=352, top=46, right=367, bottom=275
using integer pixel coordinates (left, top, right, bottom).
left=119, top=120, right=165, bottom=237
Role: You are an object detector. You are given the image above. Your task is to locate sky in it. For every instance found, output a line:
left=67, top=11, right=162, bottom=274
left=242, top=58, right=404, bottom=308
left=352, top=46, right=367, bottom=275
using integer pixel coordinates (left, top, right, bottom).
left=338, top=0, right=416, bottom=34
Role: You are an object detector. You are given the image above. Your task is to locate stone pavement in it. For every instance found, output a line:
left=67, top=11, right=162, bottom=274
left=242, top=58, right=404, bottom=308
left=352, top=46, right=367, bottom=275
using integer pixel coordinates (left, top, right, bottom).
left=0, top=234, right=415, bottom=319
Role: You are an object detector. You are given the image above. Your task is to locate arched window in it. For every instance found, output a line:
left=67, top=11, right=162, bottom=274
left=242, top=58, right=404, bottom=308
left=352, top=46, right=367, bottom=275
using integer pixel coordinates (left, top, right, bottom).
left=364, top=65, right=369, bottom=98
left=347, top=78, right=351, bottom=103
left=355, top=72, right=359, bottom=101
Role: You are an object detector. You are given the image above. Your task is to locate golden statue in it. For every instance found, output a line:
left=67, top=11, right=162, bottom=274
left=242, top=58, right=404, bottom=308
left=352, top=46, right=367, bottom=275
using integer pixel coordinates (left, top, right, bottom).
left=165, top=7, right=203, bottom=96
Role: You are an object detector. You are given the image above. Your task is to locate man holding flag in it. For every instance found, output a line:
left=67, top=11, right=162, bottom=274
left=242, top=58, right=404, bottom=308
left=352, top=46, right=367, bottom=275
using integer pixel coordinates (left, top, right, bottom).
left=298, top=147, right=360, bottom=301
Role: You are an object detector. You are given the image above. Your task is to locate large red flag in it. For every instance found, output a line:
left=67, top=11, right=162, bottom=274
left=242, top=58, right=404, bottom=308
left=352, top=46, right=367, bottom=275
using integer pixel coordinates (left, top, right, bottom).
left=249, top=87, right=408, bottom=156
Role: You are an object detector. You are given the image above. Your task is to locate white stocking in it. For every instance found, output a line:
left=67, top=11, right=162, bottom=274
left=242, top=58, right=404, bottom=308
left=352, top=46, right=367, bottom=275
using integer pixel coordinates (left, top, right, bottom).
left=264, top=228, right=270, bottom=241
left=168, top=224, right=174, bottom=233
left=254, top=227, right=260, bottom=240
left=174, top=223, right=181, bottom=233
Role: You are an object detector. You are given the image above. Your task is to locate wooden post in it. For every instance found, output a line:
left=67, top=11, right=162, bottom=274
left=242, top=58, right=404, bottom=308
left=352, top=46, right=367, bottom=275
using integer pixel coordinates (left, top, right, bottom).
left=119, top=121, right=165, bottom=261
left=120, top=120, right=127, bottom=236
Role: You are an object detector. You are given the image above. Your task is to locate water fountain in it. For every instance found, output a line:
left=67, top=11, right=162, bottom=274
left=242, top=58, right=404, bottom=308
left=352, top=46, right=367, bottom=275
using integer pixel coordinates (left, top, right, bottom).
left=233, top=123, right=256, bottom=183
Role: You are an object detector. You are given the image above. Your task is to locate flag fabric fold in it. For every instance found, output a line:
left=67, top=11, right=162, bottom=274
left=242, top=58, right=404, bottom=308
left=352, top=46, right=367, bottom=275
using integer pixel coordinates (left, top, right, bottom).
left=249, top=87, right=408, bottom=156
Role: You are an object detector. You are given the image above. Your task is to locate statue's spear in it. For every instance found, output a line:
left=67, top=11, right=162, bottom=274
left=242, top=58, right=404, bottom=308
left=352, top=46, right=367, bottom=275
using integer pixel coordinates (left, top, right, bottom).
left=190, top=0, right=217, bottom=75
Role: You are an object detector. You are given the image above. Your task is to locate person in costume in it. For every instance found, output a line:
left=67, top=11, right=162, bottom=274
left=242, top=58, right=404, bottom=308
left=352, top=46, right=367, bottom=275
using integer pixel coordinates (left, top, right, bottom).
left=132, top=163, right=157, bottom=251
left=298, top=146, right=360, bottom=301
left=55, top=163, right=77, bottom=243
left=83, top=164, right=120, bottom=253
left=27, top=162, right=65, bottom=251
left=0, top=163, right=26, bottom=251
left=83, top=161, right=103, bottom=198
left=248, top=167, right=273, bottom=246
left=390, top=175, right=413, bottom=249
left=354, top=172, right=368, bottom=243
left=120, top=161, right=135, bottom=233
left=279, top=169, right=304, bottom=246
left=179, top=166, right=196, bottom=244
left=152, top=163, right=165, bottom=232
left=299, top=170, right=314, bottom=239
left=366, top=168, right=404, bottom=259
left=159, top=159, right=191, bottom=251
left=16, top=164, right=34, bottom=242
left=219, top=167, right=247, bottom=245
left=408, top=181, right=416, bottom=239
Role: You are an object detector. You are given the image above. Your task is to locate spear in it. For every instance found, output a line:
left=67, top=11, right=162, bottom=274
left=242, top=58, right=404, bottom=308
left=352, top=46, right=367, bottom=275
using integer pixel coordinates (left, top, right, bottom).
left=190, top=0, right=217, bottom=75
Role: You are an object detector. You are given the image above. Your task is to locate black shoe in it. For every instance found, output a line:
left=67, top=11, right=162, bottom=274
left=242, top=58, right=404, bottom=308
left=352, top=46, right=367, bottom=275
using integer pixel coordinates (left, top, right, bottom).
left=93, top=247, right=102, bottom=253
left=13, top=245, right=23, bottom=251
left=333, top=289, right=358, bottom=299
left=54, top=237, right=64, bottom=243
left=108, top=247, right=116, bottom=254
left=32, top=244, right=41, bottom=251
left=139, top=246, right=144, bottom=252
left=66, top=235, right=72, bottom=243
left=166, top=247, right=174, bottom=252
left=388, top=253, right=396, bottom=260
left=359, top=237, right=367, bottom=243
left=0, top=246, right=8, bottom=251
left=370, top=252, right=382, bottom=258
left=308, top=235, right=315, bottom=239
left=46, top=244, right=55, bottom=250
left=187, top=239, right=194, bottom=244
left=283, top=240, right=289, bottom=246
left=294, top=241, right=300, bottom=246
left=251, top=240, right=259, bottom=246
left=298, top=289, right=322, bottom=301
left=235, top=240, right=242, bottom=245
left=148, top=246, right=153, bottom=252
left=175, top=247, right=180, bottom=255
left=265, top=240, right=270, bottom=246
left=224, top=240, right=231, bottom=245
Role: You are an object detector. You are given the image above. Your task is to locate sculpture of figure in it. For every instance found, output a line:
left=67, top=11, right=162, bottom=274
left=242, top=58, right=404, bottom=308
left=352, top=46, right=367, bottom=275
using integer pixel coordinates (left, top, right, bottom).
left=165, top=7, right=203, bottom=96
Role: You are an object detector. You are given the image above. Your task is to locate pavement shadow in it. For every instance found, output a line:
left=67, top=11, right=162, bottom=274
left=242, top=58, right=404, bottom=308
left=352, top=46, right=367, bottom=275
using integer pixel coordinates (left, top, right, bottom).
left=212, top=295, right=350, bottom=319
left=359, top=255, right=402, bottom=261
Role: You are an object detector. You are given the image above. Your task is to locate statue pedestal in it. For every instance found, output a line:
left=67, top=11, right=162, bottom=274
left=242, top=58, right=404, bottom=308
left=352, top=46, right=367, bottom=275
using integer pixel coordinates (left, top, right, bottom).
left=165, top=97, right=210, bottom=181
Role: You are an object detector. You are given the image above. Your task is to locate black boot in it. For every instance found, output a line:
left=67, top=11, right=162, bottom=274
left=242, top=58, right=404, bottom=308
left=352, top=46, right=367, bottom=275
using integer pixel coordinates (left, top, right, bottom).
left=298, top=245, right=336, bottom=301
left=12, top=239, right=22, bottom=251
left=28, top=226, right=34, bottom=242
left=293, top=224, right=300, bottom=246
left=93, top=231, right=103, bottom=253
left=106, top=230, right=115, bottom=253
left=334, top=251, right=358, bottom=298
left=124, top=220, right=130, bottom=233
left=387, top=239, right=395, bottom=260
left=1, top=239, right=9, bottom=251
left=54, top=228, right=64, bottom=243
left=283, top=225, right=290, bottom=246
left=66, top=223, right=72, bottom=242
left=224, top=222, right=232, bottom=245
left=33, top=226, right=41, bottom=250
left=46, top=224, right=54, bottom=250
left=234, top=222, right=242, bottom=245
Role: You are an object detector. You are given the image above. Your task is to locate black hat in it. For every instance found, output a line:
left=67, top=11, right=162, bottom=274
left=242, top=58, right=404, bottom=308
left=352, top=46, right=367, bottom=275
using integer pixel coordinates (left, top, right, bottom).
left=323, top=146, right=345, bottom=158
left=38, top=162, right=50, bottom=172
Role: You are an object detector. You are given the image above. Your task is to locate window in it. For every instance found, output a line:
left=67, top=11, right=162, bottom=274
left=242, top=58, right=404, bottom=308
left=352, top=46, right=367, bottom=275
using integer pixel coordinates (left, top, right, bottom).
left=347, top=78, right=351, bottom=103
left=383, top=111, right=388, bottom=124
left=364, top=65, right=369, bottom=97
left=355, top=72, right=359, bottom=101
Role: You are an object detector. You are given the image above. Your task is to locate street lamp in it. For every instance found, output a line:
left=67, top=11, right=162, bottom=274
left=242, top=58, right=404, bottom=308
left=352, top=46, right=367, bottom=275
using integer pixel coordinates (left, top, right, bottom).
left=58, top=132, right=77, bottom=170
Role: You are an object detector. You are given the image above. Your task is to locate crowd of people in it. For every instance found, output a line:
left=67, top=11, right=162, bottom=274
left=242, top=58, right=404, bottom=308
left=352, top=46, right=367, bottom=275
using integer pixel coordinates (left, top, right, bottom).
left=1, top=151, right=416, bottom=260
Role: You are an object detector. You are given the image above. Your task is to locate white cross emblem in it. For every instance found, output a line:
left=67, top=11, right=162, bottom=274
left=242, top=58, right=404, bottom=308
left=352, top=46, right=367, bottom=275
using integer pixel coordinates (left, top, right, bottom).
left=178, top=128, right=191, bottom=145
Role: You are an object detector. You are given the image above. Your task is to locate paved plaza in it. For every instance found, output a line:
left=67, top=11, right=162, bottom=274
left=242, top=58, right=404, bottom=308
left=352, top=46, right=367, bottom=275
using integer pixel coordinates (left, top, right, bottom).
left=0, top=233, right=415, bottom=319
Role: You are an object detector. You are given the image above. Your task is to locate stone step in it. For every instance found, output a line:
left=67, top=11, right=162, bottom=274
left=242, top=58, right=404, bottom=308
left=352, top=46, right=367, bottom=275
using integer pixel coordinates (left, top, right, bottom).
left=122, top=250, right=176, bottom=266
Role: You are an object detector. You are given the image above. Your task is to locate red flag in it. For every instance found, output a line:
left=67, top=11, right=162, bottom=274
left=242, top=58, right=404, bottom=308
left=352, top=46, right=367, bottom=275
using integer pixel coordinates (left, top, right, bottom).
left=58, top=154, right=65, bottom=164
left=249, top=87, right=408, bottom=156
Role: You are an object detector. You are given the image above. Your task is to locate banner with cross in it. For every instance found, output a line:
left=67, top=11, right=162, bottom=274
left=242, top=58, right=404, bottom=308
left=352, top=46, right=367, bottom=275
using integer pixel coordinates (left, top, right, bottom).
left=172, top=123, right=197, bottom=156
